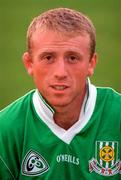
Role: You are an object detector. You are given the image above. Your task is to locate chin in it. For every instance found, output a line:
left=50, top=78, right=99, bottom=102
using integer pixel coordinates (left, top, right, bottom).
left=49, top=98, right=71, bottom=108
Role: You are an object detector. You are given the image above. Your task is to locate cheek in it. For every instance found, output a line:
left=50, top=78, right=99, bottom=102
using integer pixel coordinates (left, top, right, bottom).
left=71, top=67, right=88, bottom=90
left=73, top=65, right=88, bottom=79
left=72, top=71, right=86, bottom=87
left=32, top=65, right=49, bottom=85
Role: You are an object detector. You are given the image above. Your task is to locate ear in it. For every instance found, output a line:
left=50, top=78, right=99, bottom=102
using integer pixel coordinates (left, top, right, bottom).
left=22, top=52, right=33, bottom=76
left=87, top=53, right=98, bottom=77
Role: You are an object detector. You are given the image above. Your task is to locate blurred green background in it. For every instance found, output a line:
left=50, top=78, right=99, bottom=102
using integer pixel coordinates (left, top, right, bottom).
left=0, top=0, right=121, bottom=109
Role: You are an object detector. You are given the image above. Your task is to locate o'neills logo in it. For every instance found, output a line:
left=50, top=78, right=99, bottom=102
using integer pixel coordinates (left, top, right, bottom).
left=56, top=154, right=80, bottom=165
left=22, top=150, right=49, bottom=176
left=89, top=141, right=121, bottom=176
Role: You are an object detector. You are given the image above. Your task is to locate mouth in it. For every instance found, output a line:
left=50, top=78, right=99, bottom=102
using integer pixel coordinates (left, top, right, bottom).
left=50, top=85, right=69, bottom=91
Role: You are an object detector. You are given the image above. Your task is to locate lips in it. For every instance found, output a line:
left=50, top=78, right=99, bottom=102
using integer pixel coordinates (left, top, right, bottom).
left=50, top=85, right=69, bottom=90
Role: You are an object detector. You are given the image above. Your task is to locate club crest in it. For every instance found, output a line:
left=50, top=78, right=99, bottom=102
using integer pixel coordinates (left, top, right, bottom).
left=22, top=150, right=49, bottom=176
left=89, top=141, right=121, bottom=176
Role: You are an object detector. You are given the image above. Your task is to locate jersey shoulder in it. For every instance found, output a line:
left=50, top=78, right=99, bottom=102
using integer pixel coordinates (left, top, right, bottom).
left=96, top=87, right=121, bottom=100
left=96, top=87, right=121, bottom=114
left=0, top=90, right=35, bottom=132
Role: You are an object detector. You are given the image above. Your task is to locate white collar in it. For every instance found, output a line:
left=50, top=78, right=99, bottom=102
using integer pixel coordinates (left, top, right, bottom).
left=32, top=80, right=97, bottom=144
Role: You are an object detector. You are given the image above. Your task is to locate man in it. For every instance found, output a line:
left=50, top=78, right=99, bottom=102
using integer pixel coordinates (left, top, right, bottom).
left=0, top=8, right=121, bottom=179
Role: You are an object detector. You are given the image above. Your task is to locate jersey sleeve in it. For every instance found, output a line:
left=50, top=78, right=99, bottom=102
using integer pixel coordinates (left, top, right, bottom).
left=0, top=106, right=23, bottom=179
left=0, top=157, right=15, bottom=180
left=0, top=91, right=33, bottom=179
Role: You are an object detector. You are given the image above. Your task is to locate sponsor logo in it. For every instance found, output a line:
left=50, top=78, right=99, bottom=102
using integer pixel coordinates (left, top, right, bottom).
left=22, top=150, right=49, bottom=176
left=89, top=141, right=121, bottom=176
left=56, top=154, right=80, bottom=165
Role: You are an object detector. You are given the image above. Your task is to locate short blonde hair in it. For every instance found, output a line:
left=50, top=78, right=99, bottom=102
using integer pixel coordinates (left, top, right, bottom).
left=27, top=8, right=96, bottom=58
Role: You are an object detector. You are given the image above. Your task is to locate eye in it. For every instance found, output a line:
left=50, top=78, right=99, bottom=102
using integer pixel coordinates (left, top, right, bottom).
left=45, top=55, right=52, bottom=61
left=68, top=55, right=79, bottom=63
left=41, top=54, right=55, bottom=63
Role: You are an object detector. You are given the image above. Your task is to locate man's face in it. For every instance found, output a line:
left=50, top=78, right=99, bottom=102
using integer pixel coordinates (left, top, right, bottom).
left=23, top=31, right=97, bottom=110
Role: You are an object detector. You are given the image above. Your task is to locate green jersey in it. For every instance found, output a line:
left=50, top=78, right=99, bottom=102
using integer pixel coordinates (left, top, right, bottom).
left=0, top=84, right=121, bottom=179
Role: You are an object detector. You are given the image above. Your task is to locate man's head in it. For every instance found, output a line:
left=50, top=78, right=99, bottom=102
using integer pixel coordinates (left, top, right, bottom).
left=27, top=8, right=96, bottom=58
left=23, top=8, right=97, bottom=111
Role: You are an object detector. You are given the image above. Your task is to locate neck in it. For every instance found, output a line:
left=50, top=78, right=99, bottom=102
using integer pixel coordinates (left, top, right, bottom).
left=53, top=90, right=86, bottom=130
left=53, top=110, right=80, bottom=130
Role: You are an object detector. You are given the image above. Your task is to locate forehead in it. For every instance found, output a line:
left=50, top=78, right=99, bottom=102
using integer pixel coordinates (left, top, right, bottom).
left=31, top=30, right=90, bottom=53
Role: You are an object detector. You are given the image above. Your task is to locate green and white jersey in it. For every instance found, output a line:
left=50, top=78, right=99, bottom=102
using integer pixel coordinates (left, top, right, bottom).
left=0, top=82, right=121, bottom=180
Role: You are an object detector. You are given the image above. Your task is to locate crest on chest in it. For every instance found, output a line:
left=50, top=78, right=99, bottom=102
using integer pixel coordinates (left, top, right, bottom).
left=89, top=141, right=121, bottom=176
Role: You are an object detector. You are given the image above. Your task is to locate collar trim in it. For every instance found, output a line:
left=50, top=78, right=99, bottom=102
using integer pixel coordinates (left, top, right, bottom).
left=32, top=80, right=97, bottom=144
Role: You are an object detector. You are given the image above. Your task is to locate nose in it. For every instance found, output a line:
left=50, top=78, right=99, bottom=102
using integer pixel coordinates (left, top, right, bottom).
left=53, top=59, right=68, bottom=80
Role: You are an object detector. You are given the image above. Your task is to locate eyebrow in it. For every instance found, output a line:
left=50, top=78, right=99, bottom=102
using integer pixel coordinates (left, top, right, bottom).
left=65, top=50, right=82, bottom=55
left=38, top=51, right=55, bottom=56
left=65, top=51, right=83, bottom=59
